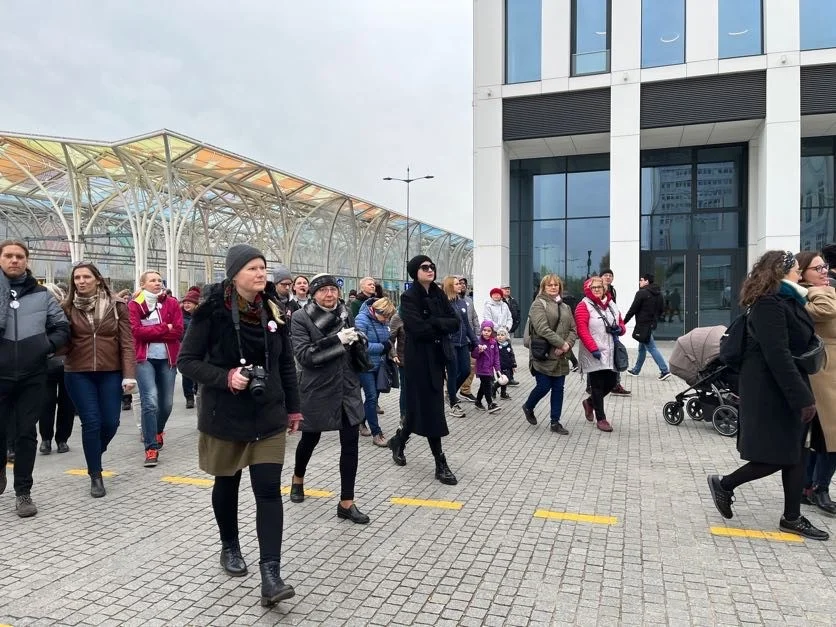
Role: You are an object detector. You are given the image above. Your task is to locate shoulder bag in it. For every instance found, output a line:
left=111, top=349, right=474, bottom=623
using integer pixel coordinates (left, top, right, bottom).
left=589, top=301, right=629, bottom=372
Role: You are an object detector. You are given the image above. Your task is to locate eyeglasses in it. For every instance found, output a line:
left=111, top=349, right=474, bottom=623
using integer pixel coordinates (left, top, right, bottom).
left=810, top=264, right=830, bottom=274
left=590, top=286, right=605, bottom=290
left=279, top=281, right=293, bottom=287
left=419, top=263, right=436, bottom=272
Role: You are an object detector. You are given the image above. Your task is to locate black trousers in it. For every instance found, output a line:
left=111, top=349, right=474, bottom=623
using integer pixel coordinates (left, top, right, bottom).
left=721, top=459, right=806, bottom=520
left=0, top=374, right=47, bottom=495
left=294, top=423, right=360, bottom=501
left=39, top=371, right=75, bottom=444
left=475, top=374, right=494, bottom=405
left=212, top=463, right=284, bottom=563
left=587, top=370, right=618, bottom=421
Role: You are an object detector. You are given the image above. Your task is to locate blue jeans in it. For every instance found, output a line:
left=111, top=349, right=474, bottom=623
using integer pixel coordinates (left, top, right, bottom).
left=446, top=345, right=472, bottom=406
left=806, top=450, right=836, bottom=489
left=358, top=370, right=382, bottom=436
left=136, top=359, right=177, bottom=450
left=64, top=371, right=122, bottom=475
left=524, top=371, right=566, bottom=425
left=631, top=334, right=669, bottom=375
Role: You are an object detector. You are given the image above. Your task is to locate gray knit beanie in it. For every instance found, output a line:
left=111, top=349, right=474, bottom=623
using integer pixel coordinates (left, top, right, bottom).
left=225, top=244, right=265, bottom=280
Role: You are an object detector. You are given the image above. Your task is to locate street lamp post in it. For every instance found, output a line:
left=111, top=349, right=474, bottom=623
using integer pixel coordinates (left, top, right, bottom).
left=383, top=167, right=434, bottom=276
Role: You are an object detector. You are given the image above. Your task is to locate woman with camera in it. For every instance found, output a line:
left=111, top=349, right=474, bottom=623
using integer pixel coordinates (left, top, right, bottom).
left=178, top=244, right=302, bottom=606
left=707, top=250, right=829, bottom=540
left=289, top=273, right=369, bottom=524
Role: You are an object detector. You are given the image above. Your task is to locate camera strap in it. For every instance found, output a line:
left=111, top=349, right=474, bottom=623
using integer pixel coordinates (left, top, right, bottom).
left=230, top=289, right=271, bottom=371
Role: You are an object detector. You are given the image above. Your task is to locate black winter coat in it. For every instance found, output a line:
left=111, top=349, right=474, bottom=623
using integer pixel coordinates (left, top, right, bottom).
left=505, top=296, right=521, bottom=333
left=290, top=301, right=364, bottom=432
left=498, top=342, right=517, bottom=372
left=177, top=282, right=300, bottom=442
left=401, top=281, right=459, bottom=437
left=738, top=291, right=816, bottom=465
left=624, top=285, right=663, bottom=337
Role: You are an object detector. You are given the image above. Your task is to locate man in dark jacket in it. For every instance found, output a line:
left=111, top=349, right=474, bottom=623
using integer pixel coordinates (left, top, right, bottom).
left=624, top=273, right=671, bottom=381
left=502, top=285, right=521, bottom=335
left=0, top=240, right=70, bottom=516
left=350, top=276, right=377, bottom=318
left=601, top=269, right=631, bottom=395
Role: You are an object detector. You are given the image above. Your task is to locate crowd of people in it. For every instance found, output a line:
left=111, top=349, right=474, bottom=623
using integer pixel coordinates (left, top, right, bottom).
left=2, top=236, right=836, bottom=605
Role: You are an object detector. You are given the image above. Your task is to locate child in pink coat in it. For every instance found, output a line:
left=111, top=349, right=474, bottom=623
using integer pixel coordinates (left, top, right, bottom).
left=472, top=320, right=501, bottom=413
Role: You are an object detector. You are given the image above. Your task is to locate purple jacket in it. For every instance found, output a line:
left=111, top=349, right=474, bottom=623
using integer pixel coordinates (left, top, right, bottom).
left=472, top=338, right=500, bottom=376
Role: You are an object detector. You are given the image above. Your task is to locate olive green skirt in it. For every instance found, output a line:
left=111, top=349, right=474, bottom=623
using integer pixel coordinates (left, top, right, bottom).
left=198, top=432, right=286, bottom=477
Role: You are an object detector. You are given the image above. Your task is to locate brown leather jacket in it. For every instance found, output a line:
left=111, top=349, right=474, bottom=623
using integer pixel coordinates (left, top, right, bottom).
left=62, top=299, right=137, bottom=377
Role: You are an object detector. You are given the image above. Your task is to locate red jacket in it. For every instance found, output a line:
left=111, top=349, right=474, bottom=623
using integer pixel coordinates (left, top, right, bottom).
left=128, top=292, right=184, bottom=366
left=574, top=280, right=625, bottom=354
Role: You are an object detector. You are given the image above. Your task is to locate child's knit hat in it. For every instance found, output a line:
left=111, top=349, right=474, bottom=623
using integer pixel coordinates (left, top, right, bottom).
left=480, top=320, right=495, bottom=330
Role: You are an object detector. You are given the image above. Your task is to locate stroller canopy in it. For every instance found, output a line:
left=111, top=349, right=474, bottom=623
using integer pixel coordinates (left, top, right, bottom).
left=669, top=325, right=727, bottom=385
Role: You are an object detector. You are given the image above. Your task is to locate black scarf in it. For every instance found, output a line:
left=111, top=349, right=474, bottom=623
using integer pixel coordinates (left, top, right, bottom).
left=302, top=300, right=350, bottom=336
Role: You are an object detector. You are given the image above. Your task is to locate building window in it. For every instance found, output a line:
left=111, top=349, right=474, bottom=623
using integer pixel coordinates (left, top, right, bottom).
left=571, top=0, right=610, bottom=76
left=506, top=0, right=541, bottom=83
left=800, top=138, right=836, bottom=249
left=718, top=0, right=762, bottom=58
left=641, top=0, right=685, bottom=68
left=801, top=0, right=836, bottom=51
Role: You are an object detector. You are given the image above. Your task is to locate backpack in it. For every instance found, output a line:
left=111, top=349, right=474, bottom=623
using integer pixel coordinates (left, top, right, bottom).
left=718, top=308, right=750, bottom=370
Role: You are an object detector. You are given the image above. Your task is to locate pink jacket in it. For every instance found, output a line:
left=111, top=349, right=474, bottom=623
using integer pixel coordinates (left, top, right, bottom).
left=128, top=292, right=184, bottom=366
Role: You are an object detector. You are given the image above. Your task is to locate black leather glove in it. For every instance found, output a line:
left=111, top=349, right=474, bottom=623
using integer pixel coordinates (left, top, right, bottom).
left=382, top=339, right=392, bottom=353
left=801, top=405, right=817, bottom=423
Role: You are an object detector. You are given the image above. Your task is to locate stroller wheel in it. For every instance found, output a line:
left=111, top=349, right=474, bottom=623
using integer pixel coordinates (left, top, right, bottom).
left=712, top=405, right=738, bottom=437
left=686, top=398, right=704, bottom=421
left=663, top=401, right=684, bottom=426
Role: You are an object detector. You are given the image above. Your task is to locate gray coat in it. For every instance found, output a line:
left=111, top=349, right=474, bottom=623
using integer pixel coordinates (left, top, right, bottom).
left=528, top=295, right=577, bottom=377
left=290, top=302, right=363, bottom=432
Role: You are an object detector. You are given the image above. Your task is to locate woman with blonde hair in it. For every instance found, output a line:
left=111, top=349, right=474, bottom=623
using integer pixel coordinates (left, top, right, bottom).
left=354, top=296, right=396, bottom=446
left=128, top=270, right=183, bottom=467
left=443, top=275, right=478, bottom=418
left=521, top=274, right=577, bottom=434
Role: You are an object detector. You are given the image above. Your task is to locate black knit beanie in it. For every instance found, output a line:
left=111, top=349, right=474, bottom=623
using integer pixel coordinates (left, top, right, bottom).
left=225, top=244, right=265, bottom=280
left=407, top=255, right=433, bottom=281
left=309, top=273, right=339, bottom=296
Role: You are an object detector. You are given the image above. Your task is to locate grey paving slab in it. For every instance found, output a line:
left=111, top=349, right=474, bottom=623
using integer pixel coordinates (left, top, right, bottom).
left=1, top=341, right=835, bottom=626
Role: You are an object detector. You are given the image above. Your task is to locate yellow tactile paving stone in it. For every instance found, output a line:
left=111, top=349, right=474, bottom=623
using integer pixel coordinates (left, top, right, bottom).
left=160, top=476, right=334, bottom=497
left=64, top=469, right=116, bottom=478
left=279, top=486, right=333, bottom=497
left=710, top=526, right=804, bottom=543
left=533, top=509, right=618, bottom=525
left=390, top=497, right=463, bottom=510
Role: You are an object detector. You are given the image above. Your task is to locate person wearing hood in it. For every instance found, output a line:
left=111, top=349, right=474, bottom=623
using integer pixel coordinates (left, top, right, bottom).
left=575, top=276, right=626, bottom=433
left=178, top=244, right=301, bottom=605
left=483, top=288, right=513, bottom=331
left=128, top=270, right=184, bottom=467
left=624, top=273, right=671, bottom=381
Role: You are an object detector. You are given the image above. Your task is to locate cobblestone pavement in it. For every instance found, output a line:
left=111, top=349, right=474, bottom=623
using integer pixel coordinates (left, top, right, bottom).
left=2, top=342, right=836, bottom=626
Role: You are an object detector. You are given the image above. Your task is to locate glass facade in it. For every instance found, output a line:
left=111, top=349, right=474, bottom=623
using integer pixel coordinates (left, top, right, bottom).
left=800, top=138, right=836, bottom=252
left=641, top=0, right=685, bottom=68
left=801, top=0, right=836, bottom=51
left=571, top=0, right=610, bottom=76
left=506, top=0, right=541, bottom=83
left=510, top=155, right=610, bottom=327
left=718, top=0, right=762, bottom=58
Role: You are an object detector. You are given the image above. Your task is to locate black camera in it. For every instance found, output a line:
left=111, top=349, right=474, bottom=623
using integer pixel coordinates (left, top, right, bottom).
left=241, top=365, right=268, bottom=397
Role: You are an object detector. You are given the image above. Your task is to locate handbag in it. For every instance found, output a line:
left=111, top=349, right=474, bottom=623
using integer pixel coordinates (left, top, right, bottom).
left=795, top=335, right=826, bottom=375
left=376, top=359, right=392, bottom=393
left=613, top=337, right=629, bottom=372
left=493, top=369, right=509, bottom=386
left=631, top=323, right=651, bottom=344
left=526, top=299, right=560, bottom=361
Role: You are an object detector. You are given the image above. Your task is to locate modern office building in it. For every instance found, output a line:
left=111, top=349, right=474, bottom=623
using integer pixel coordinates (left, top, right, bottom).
left=474, top=0, right=836, bottom=338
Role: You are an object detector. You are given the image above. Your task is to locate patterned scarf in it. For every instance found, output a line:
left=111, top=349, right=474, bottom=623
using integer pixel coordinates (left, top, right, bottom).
left=73, top=288, right=112, bottom=328
left=224, top=281, right=265, bottom=326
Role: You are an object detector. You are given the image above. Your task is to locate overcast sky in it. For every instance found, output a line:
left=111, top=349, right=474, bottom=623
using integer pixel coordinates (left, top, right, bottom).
left=0, top=1, right=473, bottom=237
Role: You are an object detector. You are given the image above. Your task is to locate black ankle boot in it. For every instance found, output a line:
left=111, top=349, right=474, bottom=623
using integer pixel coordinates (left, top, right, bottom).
left=434, top=454, right=458, bottom=485
left=90, top=474, right=106, bottom=498
left=220, top=539, right=248, bottom=577
left=388, top=429, right=407, bottom=466
left=813, top=488, right=836, bottom=517
left=259, top=561, right=295, bottom=606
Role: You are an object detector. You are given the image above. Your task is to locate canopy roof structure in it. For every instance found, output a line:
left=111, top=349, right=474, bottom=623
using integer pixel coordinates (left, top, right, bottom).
left=0, top=129, right=472, bottom=293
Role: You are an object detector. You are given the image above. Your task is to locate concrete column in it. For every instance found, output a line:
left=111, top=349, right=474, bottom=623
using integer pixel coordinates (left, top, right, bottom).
left=542, top=0, right=570, bottom=81
left=685, top=0, right=718, bottom=66
left=610, top=0, right=641, bottom=73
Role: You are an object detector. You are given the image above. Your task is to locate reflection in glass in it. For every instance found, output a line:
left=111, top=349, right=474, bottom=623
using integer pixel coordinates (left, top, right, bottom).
left=801, top=156, right=835, bottom=209
left=506, top=0, right=542, bottom=83
left=801, top=208, right=834, bottom=252
left=718, top=0, right=762, bottom=58
left=572, top=0, right=610, bottom=75
left=693, top=213, right=739, bottom=248
left=532, top=220, right=566, bottom=288
left=699, top=255, right=733, bottom=328
left=567, top=170, right=610, bottom=218
left=696, top=162, right=738, bottom=209
left=651, top=255, right=686, bottom=339
left=566, top=218, right=610, bottom=296
left=642, top=214, right=690, bottom=250
left=801, top=0, right=836, bottom=51
left=533, top=174, right=566, bottom=220
left=641, top=165, right=692, bottom=215
left=641, top=0, right=685, bottom=68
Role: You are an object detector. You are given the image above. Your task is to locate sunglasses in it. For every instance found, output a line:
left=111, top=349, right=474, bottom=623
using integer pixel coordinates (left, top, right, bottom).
left=419, top=263, right=436, bottom=272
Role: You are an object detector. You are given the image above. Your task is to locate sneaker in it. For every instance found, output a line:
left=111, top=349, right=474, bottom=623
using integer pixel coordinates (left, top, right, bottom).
left=522, top=405, right=537, bottom=425
left=474, top=402, right=486, bottom=411
left=372, top=434, right=388, bottom=447
left=39, top=440, right=52, bottom=455
left=15, top=494, right=37, bottom=518
left=487, top=403, right=501, bottom=413
left=707, top=474, right=734, bottom=519
left=550, top=422, right=570, bottom=435
left=626, top=369, right=639, bottom=377
left=144, top=449, right=159, bottom=467
left=376, top=404, right=384, bottom=415
left=779, top=515, right=830, bottom=540
left=596, top=419, right=613, bottom=432
left=186, top=396, right=195, bottom=409
left=500, top=393, right=512, bottom=400
left=658, top=372, right=672, bottom=381
left=359, top=425, right=372, bottom=437
left=449, top=404, right=466, bottom=418
left=460, top=393, right=477, bottom=403
left=611, top=384, right=631, bottom=396
left=155, top=432, right=165, bottom=449
left=582, top=398, right=594, bottom=422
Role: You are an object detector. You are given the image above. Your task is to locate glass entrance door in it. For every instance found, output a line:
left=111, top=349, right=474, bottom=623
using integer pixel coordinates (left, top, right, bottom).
left=646, top=254, right=686, bottom=339
left=697, top=253, right=735, bottom=328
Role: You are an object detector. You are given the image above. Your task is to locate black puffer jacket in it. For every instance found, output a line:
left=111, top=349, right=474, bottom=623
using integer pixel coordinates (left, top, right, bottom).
left=623, top=284, right=664, bottom=331
left=177, top=281, right=300, bottom=442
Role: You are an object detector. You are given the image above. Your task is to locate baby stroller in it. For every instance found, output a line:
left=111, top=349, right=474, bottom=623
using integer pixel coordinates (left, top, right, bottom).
left=663, top=325, right=739, bottom=437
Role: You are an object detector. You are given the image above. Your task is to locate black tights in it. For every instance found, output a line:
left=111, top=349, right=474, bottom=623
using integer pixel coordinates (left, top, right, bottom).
left=587, top=370, right=617, bottom=421
left=212, top=463, right=284, bottom=563
left=720, top=460, right=805, bottom=520
left=400, top=425, right=443, bottom=458
left=475, top=375, right=494, bottom=405
left=294, top=424, right=359, bottom=501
